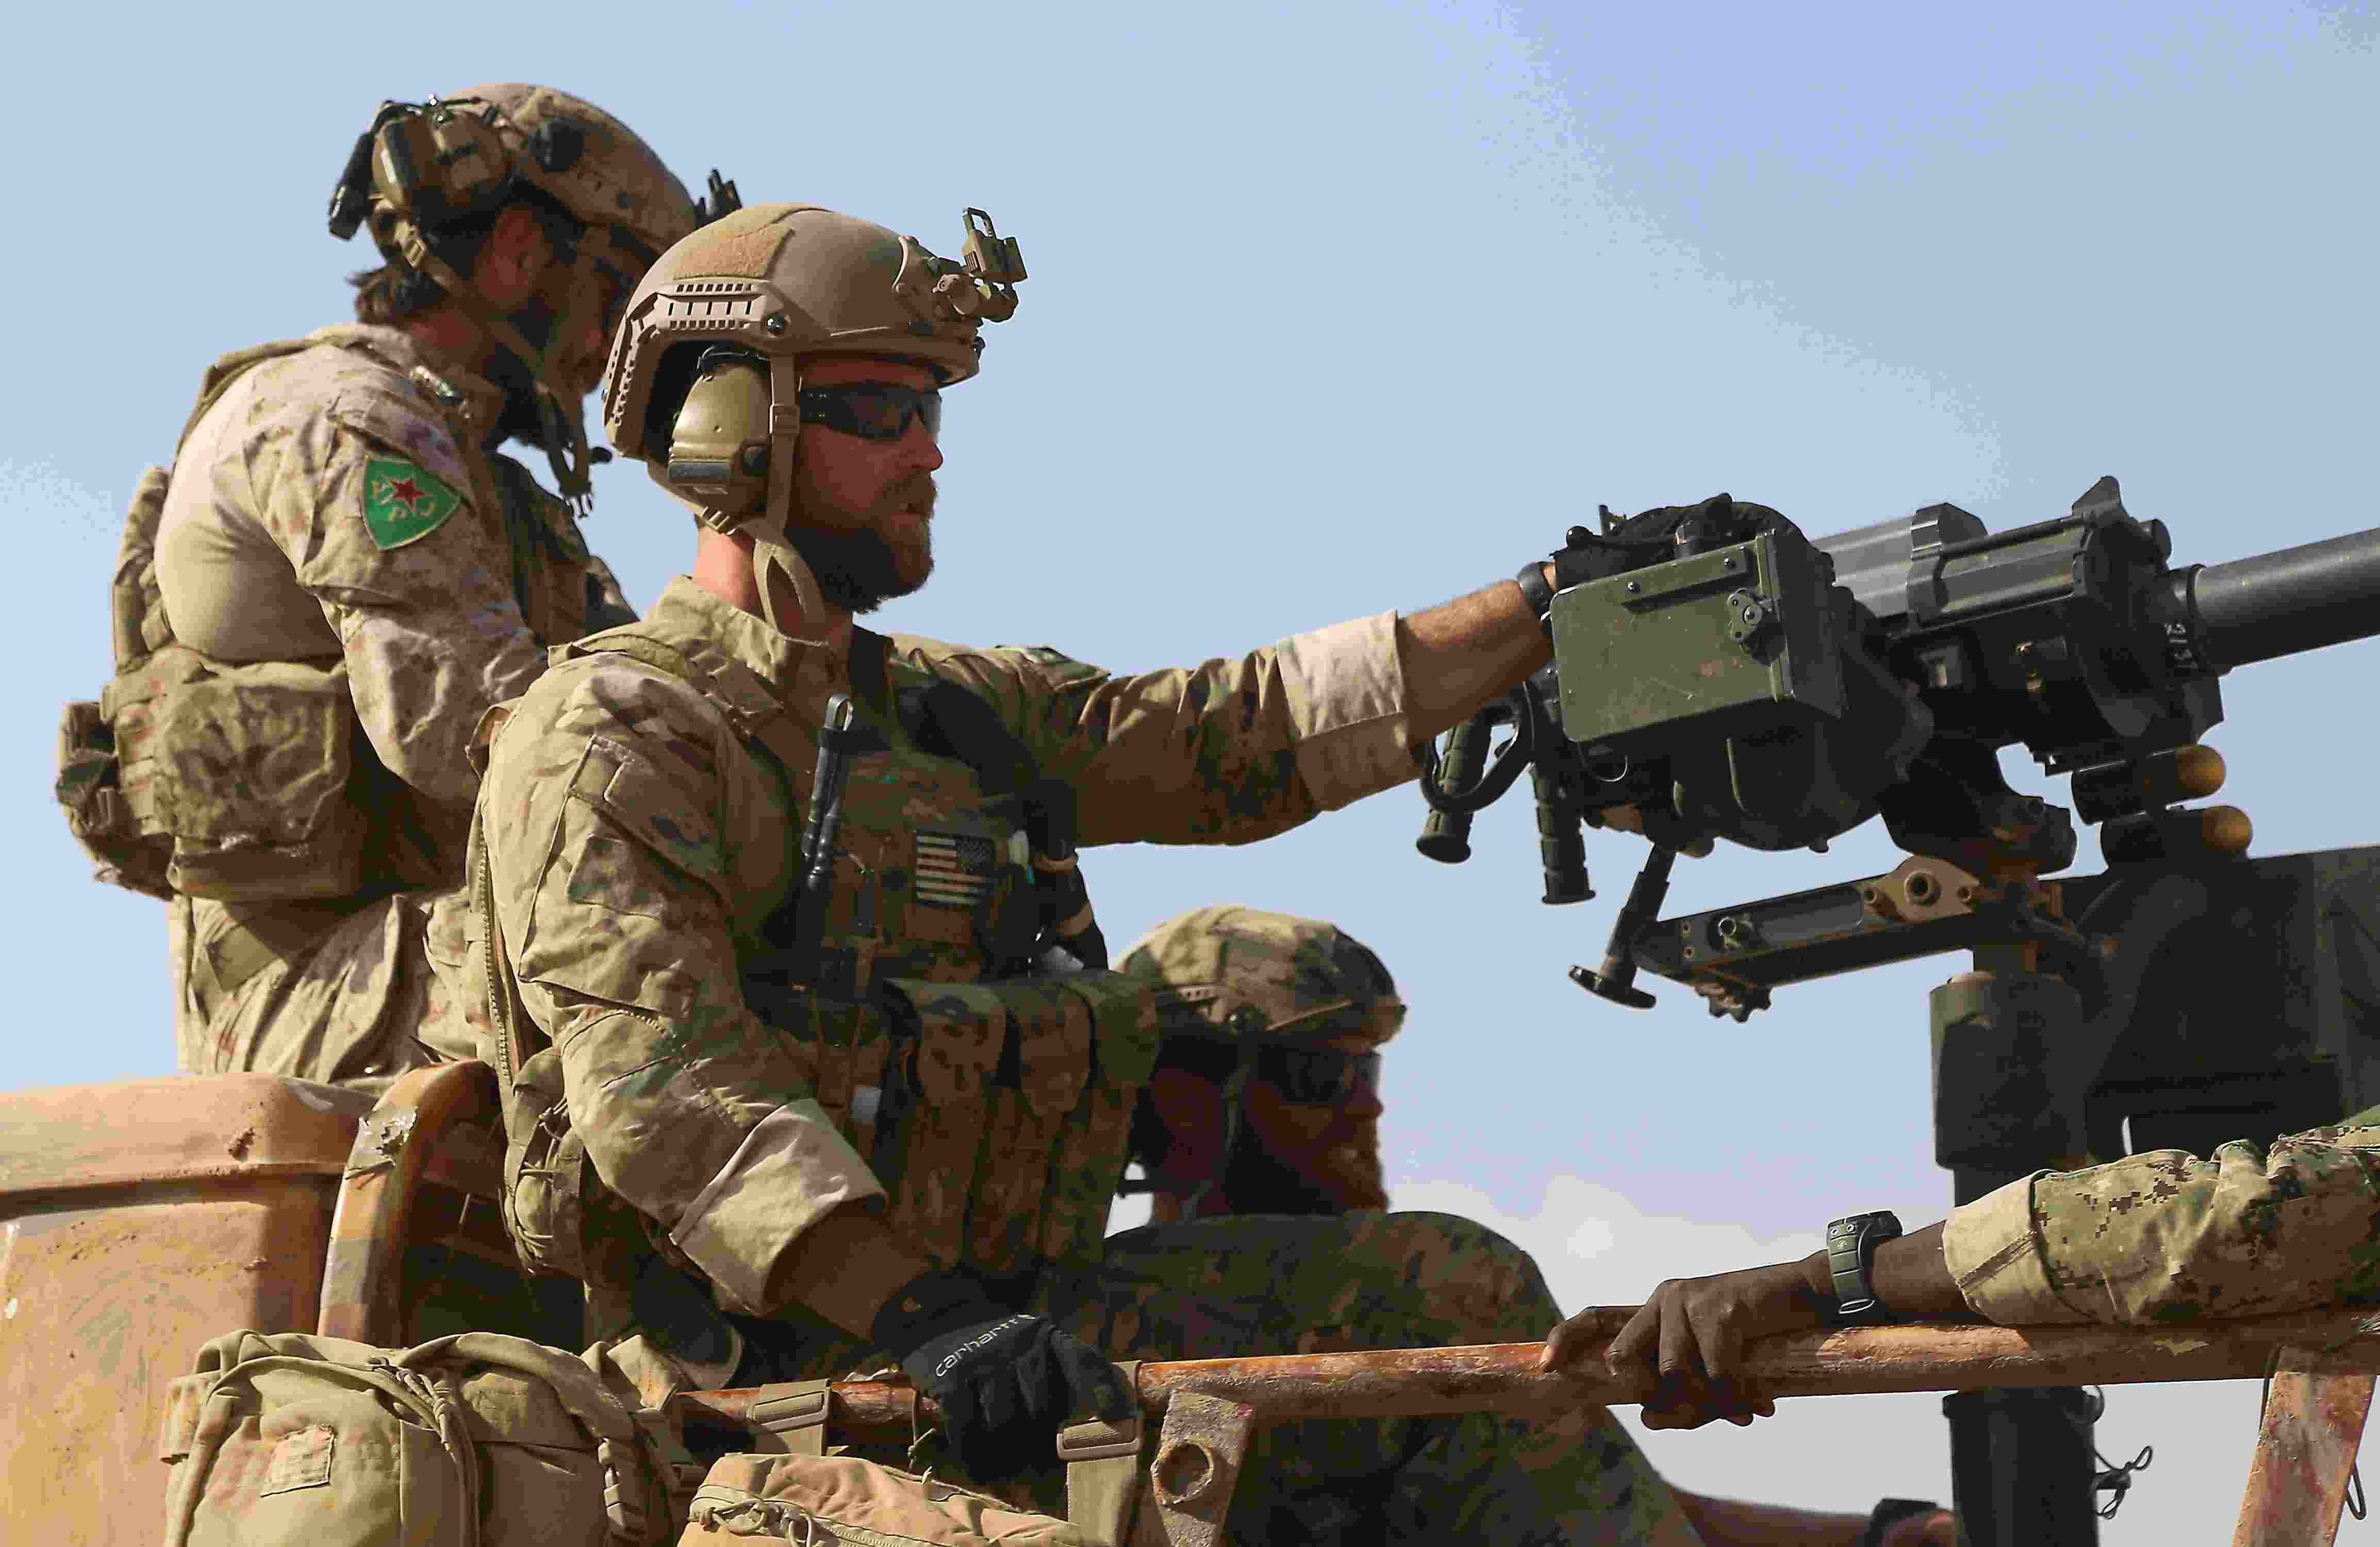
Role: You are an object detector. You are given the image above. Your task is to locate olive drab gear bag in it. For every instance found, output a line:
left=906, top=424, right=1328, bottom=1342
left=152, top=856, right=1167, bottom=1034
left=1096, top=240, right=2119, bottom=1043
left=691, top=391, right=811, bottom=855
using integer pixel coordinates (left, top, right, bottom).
left=473, top=619, right=1161, bottom=1301
left=157, top=1328, right=701, bottom=1547
left=674, top=1372, right=1143, bottom=1547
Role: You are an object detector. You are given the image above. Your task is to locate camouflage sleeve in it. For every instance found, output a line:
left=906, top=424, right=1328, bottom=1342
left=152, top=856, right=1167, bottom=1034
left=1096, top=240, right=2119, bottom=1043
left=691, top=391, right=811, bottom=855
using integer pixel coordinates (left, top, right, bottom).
left=890, top=611, right=1420, bottom=848
left=251, top=377, right=546, bottom=809
left=482, top=659, right=882, bottom=1314
left=1942, top=1121, right=2380, bottom=1324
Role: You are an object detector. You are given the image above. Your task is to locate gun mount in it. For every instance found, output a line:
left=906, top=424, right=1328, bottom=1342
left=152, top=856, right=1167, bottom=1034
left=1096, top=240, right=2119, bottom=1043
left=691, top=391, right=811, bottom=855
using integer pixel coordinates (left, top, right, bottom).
left=1419, top=477, right=2380, bottom=1014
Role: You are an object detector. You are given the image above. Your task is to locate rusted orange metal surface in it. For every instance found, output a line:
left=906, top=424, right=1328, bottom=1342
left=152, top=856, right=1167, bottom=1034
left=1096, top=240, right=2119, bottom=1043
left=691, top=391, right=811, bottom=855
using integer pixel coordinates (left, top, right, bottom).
left=316, top=1060, right=498, bottom=1344
left=2232, top=1354, right=2376, bottom=1547
left=0, top=1077, right=365, bottom=1547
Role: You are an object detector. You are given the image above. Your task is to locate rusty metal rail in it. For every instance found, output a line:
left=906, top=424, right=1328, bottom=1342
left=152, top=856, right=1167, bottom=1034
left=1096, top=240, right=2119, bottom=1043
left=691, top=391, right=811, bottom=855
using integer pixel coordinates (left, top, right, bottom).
left=675, top=1310, right=2380, bottom=1547
left=676, top=1304, right=2380, bottom=1440
left=666, top=1304, right=2380, bottom=1542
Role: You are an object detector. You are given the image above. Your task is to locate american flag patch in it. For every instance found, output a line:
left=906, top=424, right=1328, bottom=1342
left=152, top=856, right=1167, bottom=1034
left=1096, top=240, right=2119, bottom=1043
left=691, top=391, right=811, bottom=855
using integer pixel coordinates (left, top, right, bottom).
left=914, top=830, right=999, bottom=909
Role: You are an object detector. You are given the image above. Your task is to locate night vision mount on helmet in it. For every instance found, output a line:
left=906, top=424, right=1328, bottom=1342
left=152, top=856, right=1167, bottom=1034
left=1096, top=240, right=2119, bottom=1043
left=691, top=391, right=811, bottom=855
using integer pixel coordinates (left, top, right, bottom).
left=326, top=84, right=740, bottom=508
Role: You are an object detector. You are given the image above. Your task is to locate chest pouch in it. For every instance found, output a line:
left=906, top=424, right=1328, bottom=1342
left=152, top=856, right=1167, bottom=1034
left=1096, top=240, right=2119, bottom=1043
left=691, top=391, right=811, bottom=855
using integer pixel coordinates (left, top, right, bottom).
left=835, top=972, right=1157, bottom=1280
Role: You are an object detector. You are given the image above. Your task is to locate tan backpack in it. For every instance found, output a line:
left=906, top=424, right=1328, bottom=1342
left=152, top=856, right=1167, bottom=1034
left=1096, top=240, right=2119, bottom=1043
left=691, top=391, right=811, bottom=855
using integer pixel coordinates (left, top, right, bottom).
left=157, top=1329, right=701, bottom=1546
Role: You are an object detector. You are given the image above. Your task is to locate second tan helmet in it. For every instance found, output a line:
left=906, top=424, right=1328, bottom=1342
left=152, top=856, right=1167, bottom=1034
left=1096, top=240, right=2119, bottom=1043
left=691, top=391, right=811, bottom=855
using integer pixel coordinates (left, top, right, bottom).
left=328, top=84, right=725, bottom=504
left=599, top=202, right=1026, bottom=631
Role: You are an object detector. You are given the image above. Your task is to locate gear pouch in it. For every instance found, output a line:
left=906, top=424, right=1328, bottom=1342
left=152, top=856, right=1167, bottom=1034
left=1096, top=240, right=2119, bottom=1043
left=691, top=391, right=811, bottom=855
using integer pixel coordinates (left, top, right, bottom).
left=872, top=978, right=1008, bottom=1270
left=111, top=651, right=365, bottom=901
left=1035, top=977, right=1160, bottom=1268
left=967, top=980, right=1092, bottom=1274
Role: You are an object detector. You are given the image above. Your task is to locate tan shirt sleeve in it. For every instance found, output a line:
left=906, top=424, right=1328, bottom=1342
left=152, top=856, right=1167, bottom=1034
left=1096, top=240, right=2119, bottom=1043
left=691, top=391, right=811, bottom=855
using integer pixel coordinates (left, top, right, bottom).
left=892, top=610, right=1420, bottom=848
left=1943, top=1121, right=2380, bottom=1325
left=246, top=374, right=547, bottom=809
left=482, top=658, right=881, bottom=1313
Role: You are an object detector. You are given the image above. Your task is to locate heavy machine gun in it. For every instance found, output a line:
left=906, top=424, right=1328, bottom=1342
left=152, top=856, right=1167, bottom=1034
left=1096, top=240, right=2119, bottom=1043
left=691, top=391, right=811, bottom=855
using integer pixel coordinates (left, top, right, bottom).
left=1418, top=476, right=2380, bottom=1545
left=1422, top=476, right=2380, bottom=1017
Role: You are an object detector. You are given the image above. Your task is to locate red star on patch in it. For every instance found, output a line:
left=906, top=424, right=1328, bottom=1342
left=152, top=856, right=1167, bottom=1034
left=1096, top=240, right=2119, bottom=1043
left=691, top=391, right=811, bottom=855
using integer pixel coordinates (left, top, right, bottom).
left=387, top=476, right=425, bottom=510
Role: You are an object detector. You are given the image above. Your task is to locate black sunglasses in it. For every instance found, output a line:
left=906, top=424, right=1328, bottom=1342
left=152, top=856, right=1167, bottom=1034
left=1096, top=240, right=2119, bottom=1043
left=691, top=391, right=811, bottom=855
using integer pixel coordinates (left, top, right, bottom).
left=1253, top=1045, right=1382, bottom=1107
left=796, top=382, right=942, bottom=442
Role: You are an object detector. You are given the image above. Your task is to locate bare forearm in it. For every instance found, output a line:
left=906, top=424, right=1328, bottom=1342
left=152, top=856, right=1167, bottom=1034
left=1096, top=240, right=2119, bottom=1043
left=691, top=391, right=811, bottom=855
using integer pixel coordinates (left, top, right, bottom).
left=765, top=1204, right=940, bottom=1338
left=1788, top=1222, right=1966, bottom=1320
left=1681, top=1492, right=1952, bottom=1547
left=1399, top=571, right=1554, bottom=741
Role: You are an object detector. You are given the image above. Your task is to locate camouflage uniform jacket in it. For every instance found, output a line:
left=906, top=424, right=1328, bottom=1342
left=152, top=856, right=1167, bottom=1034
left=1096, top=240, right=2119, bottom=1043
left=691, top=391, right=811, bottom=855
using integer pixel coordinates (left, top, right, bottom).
left=1944, top=1110, right=2380, bottom=1323
left=476, top=575, right=1417, bottom=1314
left=140, top=324, right=633, bottom=1074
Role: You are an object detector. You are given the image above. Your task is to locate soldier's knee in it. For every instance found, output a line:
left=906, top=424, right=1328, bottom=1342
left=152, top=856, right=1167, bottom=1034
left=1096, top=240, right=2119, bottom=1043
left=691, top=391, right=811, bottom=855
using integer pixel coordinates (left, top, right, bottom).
left=1357, top=1210, right=1558, bottom=1318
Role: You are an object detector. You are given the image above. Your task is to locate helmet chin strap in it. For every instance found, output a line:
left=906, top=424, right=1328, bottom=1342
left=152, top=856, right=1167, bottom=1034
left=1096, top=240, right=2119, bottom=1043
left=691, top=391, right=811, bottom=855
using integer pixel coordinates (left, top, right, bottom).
left=739, top=513, right=833, bottom=640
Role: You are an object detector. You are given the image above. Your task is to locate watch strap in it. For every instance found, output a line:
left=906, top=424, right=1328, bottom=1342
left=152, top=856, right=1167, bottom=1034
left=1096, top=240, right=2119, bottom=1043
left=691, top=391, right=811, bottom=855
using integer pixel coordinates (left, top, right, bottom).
left=1860, top=1497, right=1941, bottom=1546
left=1513, top=559, right=1556, bottom=637
left=1825, top=1210, right=1904, bottom=1325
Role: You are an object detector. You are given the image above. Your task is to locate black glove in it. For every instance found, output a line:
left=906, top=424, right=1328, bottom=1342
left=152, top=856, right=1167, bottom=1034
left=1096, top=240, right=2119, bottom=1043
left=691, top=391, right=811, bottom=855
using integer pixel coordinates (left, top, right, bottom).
left=873, top=1270, right=1129, bottom=1483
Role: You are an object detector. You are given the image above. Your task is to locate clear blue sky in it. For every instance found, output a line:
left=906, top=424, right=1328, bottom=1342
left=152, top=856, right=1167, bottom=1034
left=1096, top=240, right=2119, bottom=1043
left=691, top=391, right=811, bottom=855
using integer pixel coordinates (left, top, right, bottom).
left=6, top=3, right=2376, bottom=1535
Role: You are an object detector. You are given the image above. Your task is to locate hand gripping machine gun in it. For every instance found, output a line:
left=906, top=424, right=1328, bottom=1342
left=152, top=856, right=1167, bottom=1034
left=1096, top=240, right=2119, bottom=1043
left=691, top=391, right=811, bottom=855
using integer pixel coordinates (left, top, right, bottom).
left=1418, top=479, right=2380, bottom=1545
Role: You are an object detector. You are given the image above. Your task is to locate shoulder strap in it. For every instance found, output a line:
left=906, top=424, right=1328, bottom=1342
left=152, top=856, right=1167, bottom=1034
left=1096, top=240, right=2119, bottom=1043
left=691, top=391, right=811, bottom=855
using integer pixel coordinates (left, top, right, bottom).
left=1058, top=1360, right=1145, bottom=1546
left=862, top=625, right=1037, bottom=797
left=849, top=625, right=892, bottom=723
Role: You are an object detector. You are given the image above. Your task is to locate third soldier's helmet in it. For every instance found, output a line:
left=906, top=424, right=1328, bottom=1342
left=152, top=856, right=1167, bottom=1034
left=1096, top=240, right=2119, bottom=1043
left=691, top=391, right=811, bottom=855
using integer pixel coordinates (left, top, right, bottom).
left=1117, top=906, right=1406, bottom=1052
left=597, top=202, right=1027, bottom=632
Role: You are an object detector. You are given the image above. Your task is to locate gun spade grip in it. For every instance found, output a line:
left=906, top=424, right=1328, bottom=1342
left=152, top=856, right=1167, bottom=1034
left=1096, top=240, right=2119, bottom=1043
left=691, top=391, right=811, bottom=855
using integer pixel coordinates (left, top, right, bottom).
left=1531, top=761, right=1591, bottom=904
left=1417, top=806, right=1476, bottom=864
left=1416, top=714, right=1492, bottom=864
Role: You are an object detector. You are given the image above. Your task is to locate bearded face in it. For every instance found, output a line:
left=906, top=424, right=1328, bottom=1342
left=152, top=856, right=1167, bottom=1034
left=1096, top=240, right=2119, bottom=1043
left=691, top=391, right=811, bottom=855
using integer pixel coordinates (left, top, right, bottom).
left=1228, top=1051, right=1391, bottom=1214
left=784, top=459, right=938, bottom=616
left=774, top=358, right=948, bottom=616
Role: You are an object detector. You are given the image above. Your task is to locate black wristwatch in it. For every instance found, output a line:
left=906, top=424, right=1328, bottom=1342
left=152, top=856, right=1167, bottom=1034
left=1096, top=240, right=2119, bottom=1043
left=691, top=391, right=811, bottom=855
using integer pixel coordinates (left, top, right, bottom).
left=1825, top=1210, right=1904, bottom=1325
left=1514, top=559, right=1557, bottom=639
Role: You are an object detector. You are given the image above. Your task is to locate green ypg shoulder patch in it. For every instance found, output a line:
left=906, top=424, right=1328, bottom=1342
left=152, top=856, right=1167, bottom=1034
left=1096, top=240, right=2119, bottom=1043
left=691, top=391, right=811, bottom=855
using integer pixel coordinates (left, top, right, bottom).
left=360, top=456, right=462, bottom=549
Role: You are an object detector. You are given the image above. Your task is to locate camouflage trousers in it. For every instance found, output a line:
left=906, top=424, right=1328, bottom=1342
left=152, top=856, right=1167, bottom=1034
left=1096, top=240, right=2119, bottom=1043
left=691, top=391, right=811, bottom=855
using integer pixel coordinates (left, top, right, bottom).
left=705, top=1211, right=1701, bottom=1546
left=169, top=885, right=481, bottom=1085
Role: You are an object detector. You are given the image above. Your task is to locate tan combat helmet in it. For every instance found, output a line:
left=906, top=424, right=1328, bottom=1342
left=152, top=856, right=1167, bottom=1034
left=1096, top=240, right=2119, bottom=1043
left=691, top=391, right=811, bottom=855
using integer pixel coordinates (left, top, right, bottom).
left=327, top=84, right=723, bottom=504
left=1116, top=906, right=1407, bottom=1051
left=598, top=201, right=1027, bottom=633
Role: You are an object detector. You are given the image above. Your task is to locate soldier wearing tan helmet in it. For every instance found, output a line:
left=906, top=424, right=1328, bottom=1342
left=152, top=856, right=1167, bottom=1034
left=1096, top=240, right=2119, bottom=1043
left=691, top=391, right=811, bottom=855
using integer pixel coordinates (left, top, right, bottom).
left=1122, top=906, right=1957, bottom=1547
left=470, top=201, right=1699, bottom=1538
left=55, top=87, right=734, bottom=1085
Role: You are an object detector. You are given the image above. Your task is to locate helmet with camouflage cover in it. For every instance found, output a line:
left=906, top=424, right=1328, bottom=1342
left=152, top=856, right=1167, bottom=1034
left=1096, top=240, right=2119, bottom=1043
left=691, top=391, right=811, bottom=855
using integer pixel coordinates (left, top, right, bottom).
left=1117, top=905, right=1406, bottom=1050
left=598, top=201, right=1027, bottom=632
left=327, top=84, right=731, bottom=504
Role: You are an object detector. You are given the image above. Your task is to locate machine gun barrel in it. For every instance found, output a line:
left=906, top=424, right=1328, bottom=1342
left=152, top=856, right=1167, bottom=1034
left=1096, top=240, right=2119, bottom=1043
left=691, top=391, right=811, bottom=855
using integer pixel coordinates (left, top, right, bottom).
left=2178, top=524, right=2380, bottom=671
